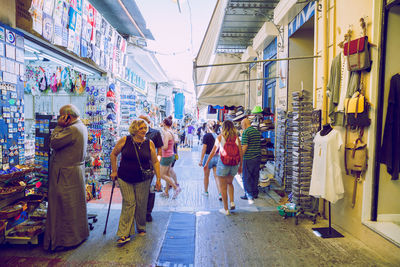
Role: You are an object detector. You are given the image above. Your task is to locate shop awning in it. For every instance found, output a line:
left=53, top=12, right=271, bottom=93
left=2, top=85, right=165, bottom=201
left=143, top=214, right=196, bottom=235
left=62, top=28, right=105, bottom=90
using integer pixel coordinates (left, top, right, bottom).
left=126, top=45, right=169, bottom=83
left=196, top=53, right=246, bottom=107
left=194, top=0, right=279, bottom=108
left=89, top=0, right=154, bottom=40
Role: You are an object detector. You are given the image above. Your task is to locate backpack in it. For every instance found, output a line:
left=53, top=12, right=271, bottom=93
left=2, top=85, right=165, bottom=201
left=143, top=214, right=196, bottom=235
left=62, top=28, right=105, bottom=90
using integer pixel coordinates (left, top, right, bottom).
left=220, top=136, right=240, bottom=166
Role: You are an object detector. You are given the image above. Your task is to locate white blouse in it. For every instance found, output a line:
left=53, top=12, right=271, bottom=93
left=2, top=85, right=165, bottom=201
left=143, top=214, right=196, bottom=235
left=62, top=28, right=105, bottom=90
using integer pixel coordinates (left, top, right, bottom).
left=309, top=129, right=344, bottom=203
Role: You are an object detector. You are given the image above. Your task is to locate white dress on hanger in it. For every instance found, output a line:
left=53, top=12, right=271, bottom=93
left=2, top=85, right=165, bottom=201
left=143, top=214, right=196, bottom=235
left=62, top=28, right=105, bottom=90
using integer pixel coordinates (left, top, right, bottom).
left=309, top=129, right=344, bottom=203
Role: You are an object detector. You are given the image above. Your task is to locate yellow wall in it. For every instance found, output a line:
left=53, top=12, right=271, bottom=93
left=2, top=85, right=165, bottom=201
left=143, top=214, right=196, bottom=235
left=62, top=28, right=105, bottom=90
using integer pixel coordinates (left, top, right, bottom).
left=288, top=27, right=314, bottom=109
left=0, top=0, right=16, bottom=27
left=314, top=0, right=400, bottom=258
left=377, top=5, right=400, bottom=216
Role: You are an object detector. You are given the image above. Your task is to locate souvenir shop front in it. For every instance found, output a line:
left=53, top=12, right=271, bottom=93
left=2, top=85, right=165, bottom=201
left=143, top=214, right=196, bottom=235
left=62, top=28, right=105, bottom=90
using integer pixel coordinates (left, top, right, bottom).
left=0, top=0, right=144, bottom=244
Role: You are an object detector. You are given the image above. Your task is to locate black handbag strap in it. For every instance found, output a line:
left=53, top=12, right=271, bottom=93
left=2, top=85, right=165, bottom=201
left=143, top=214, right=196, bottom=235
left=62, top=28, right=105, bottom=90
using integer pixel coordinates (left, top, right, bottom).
left=132, top=137, right=145, bottom=172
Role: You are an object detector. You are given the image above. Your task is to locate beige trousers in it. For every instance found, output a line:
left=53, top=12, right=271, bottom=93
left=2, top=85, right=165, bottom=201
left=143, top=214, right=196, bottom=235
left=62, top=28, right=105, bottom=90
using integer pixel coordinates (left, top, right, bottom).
left=117, top=178, right=151, bottom=237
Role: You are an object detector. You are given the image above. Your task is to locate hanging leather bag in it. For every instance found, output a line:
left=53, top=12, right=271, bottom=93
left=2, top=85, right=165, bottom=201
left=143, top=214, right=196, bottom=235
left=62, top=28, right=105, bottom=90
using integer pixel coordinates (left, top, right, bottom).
left=345, top=137, right=367, bottom=173
left=344, top=91, right=370, bottom=127
left=344, top=36, right=371, bottom=72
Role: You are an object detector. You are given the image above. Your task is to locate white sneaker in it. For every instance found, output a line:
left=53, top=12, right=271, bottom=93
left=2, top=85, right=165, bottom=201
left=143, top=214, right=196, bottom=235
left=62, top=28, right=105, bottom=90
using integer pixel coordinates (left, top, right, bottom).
left=248, top=199, right=255, bottom=205
left=219, top=208, right=230, bottom=215
left=202, top=192, right=209, bottom=197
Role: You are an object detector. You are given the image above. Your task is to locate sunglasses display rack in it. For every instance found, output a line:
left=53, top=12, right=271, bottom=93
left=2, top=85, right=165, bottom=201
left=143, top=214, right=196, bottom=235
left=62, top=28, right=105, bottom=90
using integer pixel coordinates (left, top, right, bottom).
left=289, top=91, right=314, bottom=210
left=274, top=109, right=287, bottom=189
left=285, top=112, right=294, bottom=193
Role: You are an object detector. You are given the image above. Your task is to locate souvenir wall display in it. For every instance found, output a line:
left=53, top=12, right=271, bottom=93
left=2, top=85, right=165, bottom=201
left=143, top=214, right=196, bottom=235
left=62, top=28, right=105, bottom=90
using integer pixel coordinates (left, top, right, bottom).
left=34, top=113, right=57, bottom=193
left=25, top=63, right=87, bottom=96
left=0, top=26, right=25, bottom=170
left=102, top=81, right=120, bottom=172
left=84, top=78, right=119, bottom=184
left=119, top=86, right=136, bottom=137
left=27, top=0, right=127, bottom=78
left=85, top=78, right=107, bottom=182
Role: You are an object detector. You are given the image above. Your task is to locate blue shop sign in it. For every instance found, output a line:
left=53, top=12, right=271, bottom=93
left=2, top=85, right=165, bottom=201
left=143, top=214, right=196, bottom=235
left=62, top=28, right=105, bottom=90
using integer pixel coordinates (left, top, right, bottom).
left=288, top=1, right=316, bottom=37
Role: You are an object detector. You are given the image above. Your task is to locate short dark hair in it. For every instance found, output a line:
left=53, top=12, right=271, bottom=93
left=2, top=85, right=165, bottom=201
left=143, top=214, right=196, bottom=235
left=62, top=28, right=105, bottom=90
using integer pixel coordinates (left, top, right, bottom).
left=163, top=116, right=172, bottom=127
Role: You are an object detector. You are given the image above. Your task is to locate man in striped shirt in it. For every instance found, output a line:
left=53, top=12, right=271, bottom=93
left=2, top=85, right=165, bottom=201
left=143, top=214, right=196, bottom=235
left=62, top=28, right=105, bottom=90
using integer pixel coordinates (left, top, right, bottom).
left=240, top=118, right=261, bottom=202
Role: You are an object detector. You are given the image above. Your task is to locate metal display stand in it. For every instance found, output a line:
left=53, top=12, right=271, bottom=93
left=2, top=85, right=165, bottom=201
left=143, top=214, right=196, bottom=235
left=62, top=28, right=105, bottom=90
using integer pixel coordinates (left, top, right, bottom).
left=312, top=202, right=344, bottom=238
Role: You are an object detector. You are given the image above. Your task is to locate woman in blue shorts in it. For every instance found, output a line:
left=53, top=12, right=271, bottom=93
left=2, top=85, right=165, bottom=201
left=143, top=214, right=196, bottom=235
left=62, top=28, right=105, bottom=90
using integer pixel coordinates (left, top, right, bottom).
left=204, top=120, right=243, bottom=215
left=199, top=123, right=221, bottom=200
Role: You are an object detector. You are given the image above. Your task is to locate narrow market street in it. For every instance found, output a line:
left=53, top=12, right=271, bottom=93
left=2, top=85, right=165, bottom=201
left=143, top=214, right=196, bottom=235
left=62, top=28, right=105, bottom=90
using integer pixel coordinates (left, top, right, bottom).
left=0, top=146, right=398, bottom=266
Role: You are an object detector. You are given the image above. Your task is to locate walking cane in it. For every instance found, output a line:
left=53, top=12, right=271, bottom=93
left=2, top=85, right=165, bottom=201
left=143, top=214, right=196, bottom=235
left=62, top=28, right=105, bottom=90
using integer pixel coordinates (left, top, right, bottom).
left=103, top=180, right=115, bottom=235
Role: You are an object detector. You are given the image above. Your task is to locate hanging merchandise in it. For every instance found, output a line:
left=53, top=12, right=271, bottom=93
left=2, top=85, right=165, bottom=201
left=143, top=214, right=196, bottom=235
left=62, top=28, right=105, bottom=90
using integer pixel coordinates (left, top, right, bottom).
left=380, top=74, right=400, bottom=180
left=119, top=87, right=136, bottom=136
left=309, top=127, right=344, bottom=204
left=344, top=36, right=371, bottom=72
left=344, top=135, right=367, bottom=173
left=344, top=91, right=370, bottom=127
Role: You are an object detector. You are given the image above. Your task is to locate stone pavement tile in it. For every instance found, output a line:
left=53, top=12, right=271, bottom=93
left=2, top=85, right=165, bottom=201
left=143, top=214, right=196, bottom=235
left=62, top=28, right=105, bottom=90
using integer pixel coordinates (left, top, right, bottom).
left=195, top=210, right=397, bottom=267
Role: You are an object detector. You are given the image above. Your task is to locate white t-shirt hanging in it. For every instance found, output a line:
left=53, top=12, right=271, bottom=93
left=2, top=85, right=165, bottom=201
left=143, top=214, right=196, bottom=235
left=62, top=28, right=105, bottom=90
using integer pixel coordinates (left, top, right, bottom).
left=309, top=129, right=344, bottom=203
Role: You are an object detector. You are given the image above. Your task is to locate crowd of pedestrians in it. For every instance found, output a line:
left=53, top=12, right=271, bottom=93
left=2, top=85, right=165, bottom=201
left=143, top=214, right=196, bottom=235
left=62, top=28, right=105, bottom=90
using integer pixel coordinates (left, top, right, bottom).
left=46, top=105, right=258, bottom=249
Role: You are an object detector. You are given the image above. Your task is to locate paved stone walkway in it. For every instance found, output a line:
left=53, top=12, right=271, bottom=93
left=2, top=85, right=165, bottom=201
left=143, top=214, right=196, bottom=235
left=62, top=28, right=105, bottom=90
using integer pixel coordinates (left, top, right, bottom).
left=0, top=146, right=399, bottom=266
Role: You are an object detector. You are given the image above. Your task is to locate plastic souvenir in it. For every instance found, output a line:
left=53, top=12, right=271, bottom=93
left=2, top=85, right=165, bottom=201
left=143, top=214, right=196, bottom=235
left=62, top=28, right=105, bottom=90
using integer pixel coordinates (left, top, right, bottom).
left=50, top=73, right=58, bottom=92
left=56, top=67, right=62, bottom=90
left=38, top=67, right=48, bottom=92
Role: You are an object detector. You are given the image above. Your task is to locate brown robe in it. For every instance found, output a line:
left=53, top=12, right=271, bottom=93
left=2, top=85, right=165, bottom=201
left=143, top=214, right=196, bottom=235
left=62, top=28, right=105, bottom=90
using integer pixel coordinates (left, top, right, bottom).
left=43, top=119, right=89, bottom=250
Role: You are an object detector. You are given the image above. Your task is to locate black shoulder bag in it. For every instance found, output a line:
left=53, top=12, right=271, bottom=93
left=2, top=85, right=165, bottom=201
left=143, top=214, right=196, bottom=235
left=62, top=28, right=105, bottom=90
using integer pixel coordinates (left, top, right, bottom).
left=132, top=139, right=154, bottom=181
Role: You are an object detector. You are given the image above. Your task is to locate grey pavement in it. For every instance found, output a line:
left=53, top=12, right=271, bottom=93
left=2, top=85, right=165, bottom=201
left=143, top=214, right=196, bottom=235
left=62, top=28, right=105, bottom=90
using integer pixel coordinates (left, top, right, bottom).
left=0, top=145, right=398, bottom=266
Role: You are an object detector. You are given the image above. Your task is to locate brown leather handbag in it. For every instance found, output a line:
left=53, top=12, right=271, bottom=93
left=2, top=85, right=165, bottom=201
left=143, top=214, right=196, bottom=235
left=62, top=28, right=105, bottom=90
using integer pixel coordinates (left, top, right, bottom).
left=345, top=137, right=367, bottom=173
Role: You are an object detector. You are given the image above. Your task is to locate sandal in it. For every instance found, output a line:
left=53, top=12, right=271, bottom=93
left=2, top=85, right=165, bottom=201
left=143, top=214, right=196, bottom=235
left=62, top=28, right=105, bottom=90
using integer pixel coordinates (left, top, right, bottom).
left=138, top=230, right=146, bottom=236
left=161, top=192, right=169, bottom=198
left=117, top=236, right=131, bottom=245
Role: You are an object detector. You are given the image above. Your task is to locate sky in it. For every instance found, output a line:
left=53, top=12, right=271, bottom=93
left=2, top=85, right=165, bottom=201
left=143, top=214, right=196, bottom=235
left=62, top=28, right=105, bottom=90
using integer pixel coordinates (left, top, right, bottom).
left=135, top=0, right=217, bottom=93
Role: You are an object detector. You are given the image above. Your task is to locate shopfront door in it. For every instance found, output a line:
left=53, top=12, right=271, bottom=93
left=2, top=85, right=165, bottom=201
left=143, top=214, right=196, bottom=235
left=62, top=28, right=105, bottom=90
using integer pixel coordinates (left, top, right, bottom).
left=263, top=38, right=277, bottom=112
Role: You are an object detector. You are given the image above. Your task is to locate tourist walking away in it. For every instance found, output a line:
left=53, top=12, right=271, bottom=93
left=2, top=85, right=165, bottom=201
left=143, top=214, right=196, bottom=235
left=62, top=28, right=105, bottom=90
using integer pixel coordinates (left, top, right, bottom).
left=204, top=120, right=243, bottom=215
left=44, top=104, right=89, bottom=251
left=199, top=123, right=221, bottom=200
left=240, top=118, right=261, bottom=203
left=110, top=118, right=161, bottom=245
left=139, top=115, right=163, bottom=222
left=160, top=116, right=181, bottom=198
left=196, top=124, right=203, bottom=145
left=187, top=123, right=195, bottom=148
left=169, top=128, right=180, bottom=187
left=179, top=126, right=186, bottom=147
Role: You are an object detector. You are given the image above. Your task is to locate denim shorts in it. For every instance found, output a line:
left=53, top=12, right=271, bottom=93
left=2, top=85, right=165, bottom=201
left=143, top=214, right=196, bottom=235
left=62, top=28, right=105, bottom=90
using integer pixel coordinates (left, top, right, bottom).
left=216, top=158, right=239, bottom=177
left=202, top=154, right=218, bottom=169
left=160, top=156, right=175, bottom=166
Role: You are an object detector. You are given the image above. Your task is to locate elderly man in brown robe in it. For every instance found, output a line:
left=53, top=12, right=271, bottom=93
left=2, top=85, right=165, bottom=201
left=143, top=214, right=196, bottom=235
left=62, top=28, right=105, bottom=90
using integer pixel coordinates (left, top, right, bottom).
left=44, top=104, right=89, bottom=251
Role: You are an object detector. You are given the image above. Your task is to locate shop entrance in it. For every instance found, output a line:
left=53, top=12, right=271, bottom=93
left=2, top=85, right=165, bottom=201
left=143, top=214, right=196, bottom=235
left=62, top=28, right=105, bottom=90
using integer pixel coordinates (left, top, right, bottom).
left=369, top=3, right=400, bottom=246
left=287, top=16, right=314, bottom=109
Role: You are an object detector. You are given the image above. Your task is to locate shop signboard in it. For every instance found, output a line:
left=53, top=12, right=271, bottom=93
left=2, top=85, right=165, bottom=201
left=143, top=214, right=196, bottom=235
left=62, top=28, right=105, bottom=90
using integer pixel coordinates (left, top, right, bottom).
left=288, top=1, right=315, bottom=37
